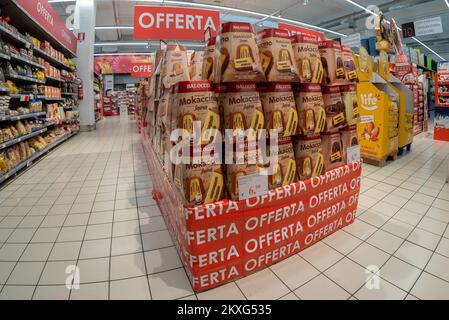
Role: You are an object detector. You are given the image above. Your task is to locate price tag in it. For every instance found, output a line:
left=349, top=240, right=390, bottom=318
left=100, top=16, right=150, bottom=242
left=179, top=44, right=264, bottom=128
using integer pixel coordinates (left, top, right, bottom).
left=347, top=145, right=361, bottom=163
left=238, top=172, right=269, bottom=201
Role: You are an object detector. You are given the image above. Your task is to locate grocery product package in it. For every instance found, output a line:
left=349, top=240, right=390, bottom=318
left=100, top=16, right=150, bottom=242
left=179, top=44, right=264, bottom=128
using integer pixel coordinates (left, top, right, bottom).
left=202, top=37, right=216, bottom=81
left=340, top=84, right=360, bottom=126
left=294, top=134, right=325, bottom=180
left=215, top=22, right=266, bottom=82
left=341, top=125, right=359, bottom=164
left=319, top=40, right=346, bottom=85
left=221, top=82, right=265, bottom=141
left=189, top=51, right=205, bottom=81
left=322, top=85, right=347, bottom=132
left=172, top=81, right=221, bottom=144
left=292, top=83, right=326, bottom=135
left=322, top=132, right=344, bottom=171
left=161, top=44, right=190, bottom=89
left=291, top=33, right=323, bottom=83
left=342, top=45, right=358, bottom=82
left=257, top=28, right=300, bottom=82
left=266, top=136, right=297, bottom=189
left=257, top=82, right=298, bottom=137
left=173, top=144, right=224, bottom=207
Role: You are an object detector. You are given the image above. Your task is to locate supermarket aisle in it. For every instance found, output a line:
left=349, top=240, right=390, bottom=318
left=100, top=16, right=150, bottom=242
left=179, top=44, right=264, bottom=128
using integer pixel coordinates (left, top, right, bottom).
left=0, top=117, right=449, bottom=300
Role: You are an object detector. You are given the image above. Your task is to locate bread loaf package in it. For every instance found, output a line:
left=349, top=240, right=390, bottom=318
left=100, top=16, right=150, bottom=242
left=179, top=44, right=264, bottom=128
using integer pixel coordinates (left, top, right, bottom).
left=322, top=132, right=343, bottom=171
left=291, top=33, right=323, bottom=83
left=319, top=40, right=345, bottom=85
left=342, top=45, right=358, bottom=82
left=322, top=85, right=346, bottom=132
left=215, top=22, right=266, bottom=82
left=202, top=37, right=216, bottom=81
left=161, top=44, right=190, bottom=89
left=221, top=82, right=265, bottom=141
left=257, top=28, right=300, bottom=82
left=174, top=144, right=224, bottom=207
left=294, top=134, right=325, bottom=180
left=189, top=51, right=205, bottom=81
left=173, top=81, right=221, bottom=144
left=292, top=83, right=326, bottom=135
left=341, top=84, right=360, bottom=126
left=267, top=137, right=297, bottom=189
left=341, top=125, right=359, bottom=164
left=257, top=82, right=298, bottom=137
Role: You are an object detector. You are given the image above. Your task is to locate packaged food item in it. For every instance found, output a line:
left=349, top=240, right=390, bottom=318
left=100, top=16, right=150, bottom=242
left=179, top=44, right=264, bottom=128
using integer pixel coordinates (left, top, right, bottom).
left=202, top=37, right=216, bottom=81
left=340, top=84, right=360, bottom=126
left=322, top=132, right=344, bottom=171
left=294, top=134, right=325, bottom=180
left=189, top=51, right=205, bottom=81
left=341, top=125, right=359, bottom=164
left=221, top=82, right=265, bottom=140
left=292, top=83, right=326, bottom=135
left=291, top=33, right=323, bottom=83
left=319, top=40, right=345, bottom=85
left=267, top=137, right=297, bottom=189
left=174, top=144, right=224, bottom=207
left=161, top=44, right=190, bottom=89
left=215, top=22, right=265, bottom=82
left=173, top=81, right=221, bottom=144
left=341, top=45, right=358, bottom=82
left=322, top=85, right=346, bottom=132
left=257, top=28, right=299, bottom=82
left=257, top=82, right=298, bottom=137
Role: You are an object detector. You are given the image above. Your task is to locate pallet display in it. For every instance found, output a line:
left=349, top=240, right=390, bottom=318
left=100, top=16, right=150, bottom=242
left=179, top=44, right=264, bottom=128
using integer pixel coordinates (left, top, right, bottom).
left=434, top=72, right=449, bottom=142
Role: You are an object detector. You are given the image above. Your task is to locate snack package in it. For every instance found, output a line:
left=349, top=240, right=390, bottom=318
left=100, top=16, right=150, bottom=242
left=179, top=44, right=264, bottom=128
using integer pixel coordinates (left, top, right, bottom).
left=221, top=82, right=265, bottom=141
left=202, top=37, right=216, bottom=81
left=257, top=28, right=300, bottom=82
left=172, top=81, right=221, bottom=144
left=267, top=137, right=297, bottom=189
left=294, top=134, right=325, bottom=180
left=161, top=44, right=190, bottom=89
left=341, top=45, right=358, bottom=82
left=257, top=82, right=298, bottom=137
left=340, top=84, right=360, bottom=126
left=322, top=132, right=344, bottom=171
left=341, top=125, right=359, bottom=164
left=291, top=33, right=323, bottom=83
left=322, top=85, right=346, bottom=132
left=174, top=144, right=224, bottom=207
left=292, top=83, right=326, bottom=135
left=215, top=22, right=266, bottom=82
left=319, top=40, right=345, bottom=85
left=189, top=51, right=205, bottom=81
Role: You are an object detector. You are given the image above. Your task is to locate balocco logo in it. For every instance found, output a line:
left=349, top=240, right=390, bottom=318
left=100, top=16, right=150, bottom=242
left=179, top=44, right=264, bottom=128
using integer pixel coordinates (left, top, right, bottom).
left=138, top=12, right=217, bottom=32
left=187, top=83, right=210, bottom=90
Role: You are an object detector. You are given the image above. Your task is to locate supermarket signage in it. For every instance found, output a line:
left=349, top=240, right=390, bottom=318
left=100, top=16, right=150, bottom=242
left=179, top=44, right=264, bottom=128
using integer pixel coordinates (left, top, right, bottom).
left=131, top=62, right=153, bottom=77
left=438, top=62, right=449, bottom=74
left=402, top=17, right=443, bottom=38
left=277, top=22, right=325, bottom=41
left=13, top=0, right=78, bottom=54
left=341, top=33, right=361, bottom=49
left=134, top=6, right=220, bottom=40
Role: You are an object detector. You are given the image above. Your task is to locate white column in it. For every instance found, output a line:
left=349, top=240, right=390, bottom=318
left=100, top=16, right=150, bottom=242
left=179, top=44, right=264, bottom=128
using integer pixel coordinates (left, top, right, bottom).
left=74, top=0, right=96, bottom=131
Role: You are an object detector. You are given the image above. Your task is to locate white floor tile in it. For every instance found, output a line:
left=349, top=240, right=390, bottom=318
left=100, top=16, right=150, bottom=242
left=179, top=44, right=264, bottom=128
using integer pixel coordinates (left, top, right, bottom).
left=110, top=252, right=146, bottom=280
left=197, top=282, right=246, bottom=300
left=407, top=228, right=441, bottom=251
left=33, top=285, right=70, bottom=300
left=270, top=255, right=319, bottom=290
left=355, top=278, right=407, bottom=300
left=148, top=268, right=194, bottom=300
left=294, top=274, right=349, bottom=300
left=410, top=272, right=449, bottom=300
left=348, top=243, right=390, bottom=269
left=300, top=241, right=343, bottom=272
left=236, top=268, right=289, bottom=300
left=70, top=281, right=109, bottom=300
left=380, top=257, right=422, bottom=291
left=110, top=276, right=151, bottom=300
left=425, top=253, right=449, bottom=282
left=0, top=286, right=35, bottom=300
left=324, top=258, right=368, bottom=294
left=366, top=230, right=403, bottom=255
left=144, top=246, right=182, bottom=274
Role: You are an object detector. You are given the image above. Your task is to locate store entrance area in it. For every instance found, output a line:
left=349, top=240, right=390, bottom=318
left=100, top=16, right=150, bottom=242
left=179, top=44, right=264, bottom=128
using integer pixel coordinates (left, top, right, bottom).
left=0, top=117, right=448, bottom=300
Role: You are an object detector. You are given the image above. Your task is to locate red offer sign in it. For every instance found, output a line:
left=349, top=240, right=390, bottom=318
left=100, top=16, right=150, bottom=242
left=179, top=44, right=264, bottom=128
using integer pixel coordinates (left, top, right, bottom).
left=131, top=62, right=153, bottom=77
left=278, top=22, right=325, bottom=41
left=134, top=6, right=220, bottom=40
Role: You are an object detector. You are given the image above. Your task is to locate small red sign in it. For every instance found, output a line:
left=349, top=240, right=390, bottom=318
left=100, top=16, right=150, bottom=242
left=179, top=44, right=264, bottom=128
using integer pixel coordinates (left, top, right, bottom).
left=77, top=32, right=86, bottom=41
left=277, top=22, right=325, bottom=42
left=134, top=6, right=220, bottom=40
left=131, top=62, right=153, bottom=77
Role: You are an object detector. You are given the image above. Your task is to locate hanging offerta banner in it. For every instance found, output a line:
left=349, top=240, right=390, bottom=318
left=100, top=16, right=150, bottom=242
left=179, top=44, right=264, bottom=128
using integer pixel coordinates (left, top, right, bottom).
left=134, top=6, right=220, bottom=40
left=277, top=22, right=325, bottom=41
left=131, top=62, right=153, bottom=77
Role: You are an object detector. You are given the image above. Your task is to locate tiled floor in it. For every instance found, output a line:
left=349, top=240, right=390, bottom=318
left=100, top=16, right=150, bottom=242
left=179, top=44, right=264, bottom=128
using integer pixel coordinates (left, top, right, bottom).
left=0, top=117, right=449, bottom=300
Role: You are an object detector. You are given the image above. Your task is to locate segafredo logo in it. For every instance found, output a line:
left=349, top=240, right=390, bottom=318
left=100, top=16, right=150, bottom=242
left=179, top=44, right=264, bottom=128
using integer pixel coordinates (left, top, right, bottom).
left=360, top=93, right=379, bottom=111
left=138, top=12, right=217, bottom=32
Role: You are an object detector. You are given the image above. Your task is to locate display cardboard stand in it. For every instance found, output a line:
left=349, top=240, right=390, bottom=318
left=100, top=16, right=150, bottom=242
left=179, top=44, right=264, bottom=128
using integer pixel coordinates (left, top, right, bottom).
left=141, top=130, right=362, bottom=292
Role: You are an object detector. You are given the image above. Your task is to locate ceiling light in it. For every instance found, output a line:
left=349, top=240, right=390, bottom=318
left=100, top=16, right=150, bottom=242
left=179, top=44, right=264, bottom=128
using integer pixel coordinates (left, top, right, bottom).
left=94, top=41, right=204, bottom=48
left=95, top=26, right=134, bottom=30
left=345, top=0, right=379, bottom=16
left=446, top=0, right=449, bottom=9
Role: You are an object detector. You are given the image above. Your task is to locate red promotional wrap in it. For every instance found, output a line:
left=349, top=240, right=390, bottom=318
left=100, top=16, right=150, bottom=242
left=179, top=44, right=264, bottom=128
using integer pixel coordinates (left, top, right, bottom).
left=278, top=22, right=325, bottom=42
left=142, top=127, right=362, bottom=292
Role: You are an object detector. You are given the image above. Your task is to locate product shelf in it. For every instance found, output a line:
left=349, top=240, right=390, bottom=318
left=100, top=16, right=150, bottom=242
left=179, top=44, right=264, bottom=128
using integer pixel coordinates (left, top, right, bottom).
left=10, top=52, right=45, bottom=69
left=0, top=111, right=46, bottom=122
left=0, top=127, right=47, bottom=151
left=0, top=23, right=32, bottom=48
left=5, top=74, right=45, bottom=84
left=0, top=52, right=11, bottom=61
left=45, top=76, right=65, bottom=84
left=0, top=87, right=10, bottom=93
left=33, top=48, right=75, bottom=71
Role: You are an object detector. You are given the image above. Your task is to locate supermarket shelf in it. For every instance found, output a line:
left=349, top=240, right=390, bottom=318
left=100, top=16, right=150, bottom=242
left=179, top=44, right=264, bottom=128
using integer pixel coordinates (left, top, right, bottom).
left=0, top=128, right=47, bottom=151
left=5, top=74, right=45, bottom=84
left=0, top=23, right=32, bottom=48
left=10, top=93, right=44, bottom=100
left=0, top=52, right=11, bottom=61
left=0, top=112, right=46, bottom=122
left=43, top=97, right=65, bottom=102
left=62, top=92, right=78, bottom=97
left=0, top=130, right=79, bottom=184
left=10, top=52, right=45, bottom=69
left=46, top=76, right=64, bottom=83
left=0, top=87, right=9, bottom=93
left=438, top=92, right=449, bottom=96
left=33, top=47, right=75, bottom=71
left=417, top=65, right=436, bottom=73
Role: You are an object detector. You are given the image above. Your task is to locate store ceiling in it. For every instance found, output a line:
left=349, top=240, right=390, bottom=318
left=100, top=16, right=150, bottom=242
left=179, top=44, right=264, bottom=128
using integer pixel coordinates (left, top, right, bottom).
left=50, top=0, right=449, bottom=60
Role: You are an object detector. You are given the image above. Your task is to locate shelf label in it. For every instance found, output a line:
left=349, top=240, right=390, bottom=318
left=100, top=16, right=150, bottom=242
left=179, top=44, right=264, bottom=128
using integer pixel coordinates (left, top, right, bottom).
left=238, top=173, right=269, bottom=201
